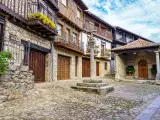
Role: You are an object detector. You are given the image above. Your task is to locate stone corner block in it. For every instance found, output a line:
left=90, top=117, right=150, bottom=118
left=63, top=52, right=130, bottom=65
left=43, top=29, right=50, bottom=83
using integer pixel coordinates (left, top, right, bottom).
left=156, top=80, right=160, bottom=85
left=20, top=66, right=29, bottom=72
left=9, top=65, right=18, bottom=71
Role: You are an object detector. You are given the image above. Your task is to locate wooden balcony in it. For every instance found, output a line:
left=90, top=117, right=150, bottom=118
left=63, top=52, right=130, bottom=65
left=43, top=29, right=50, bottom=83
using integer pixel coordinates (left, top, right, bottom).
left=27, top=1, right=57, bottom=36
left=0, top=0, right=57, bottom=36
left=54, top=31, right=84, bottom=54
left=58, top=1, right=83, bottom=30
left=84, top=22, right=113, bottom=40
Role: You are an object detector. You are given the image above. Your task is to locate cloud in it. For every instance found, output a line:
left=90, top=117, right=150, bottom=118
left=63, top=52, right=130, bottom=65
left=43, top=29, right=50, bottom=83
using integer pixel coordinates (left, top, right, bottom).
left=83, top=0, right=160, bottom=42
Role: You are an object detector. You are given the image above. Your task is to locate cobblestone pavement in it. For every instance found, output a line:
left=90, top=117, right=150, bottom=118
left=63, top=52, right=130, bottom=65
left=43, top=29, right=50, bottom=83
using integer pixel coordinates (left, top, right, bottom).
left=0, top=78, right=160, bottom=120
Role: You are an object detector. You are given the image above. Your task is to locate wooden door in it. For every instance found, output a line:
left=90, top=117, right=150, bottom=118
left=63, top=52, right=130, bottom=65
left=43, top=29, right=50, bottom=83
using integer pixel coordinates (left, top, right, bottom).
left=138, top=60, right=148, bottom=79
left=29, top=49, right=45, bottom=83
left=58, top=55, right=70, bottom=80
left=82, top=58, right=90, bottom=77
left=96, top=62, right=100, bottom=76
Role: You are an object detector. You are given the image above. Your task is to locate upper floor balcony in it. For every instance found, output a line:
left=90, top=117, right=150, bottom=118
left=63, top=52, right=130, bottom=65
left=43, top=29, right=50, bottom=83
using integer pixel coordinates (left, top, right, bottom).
left=54, top=31, right=84, bottom=54
left=84, top=22, right=113, bottom=40
left=58, top=1, right=83, bottom=30
left=0, top=0, right=58, bottom=36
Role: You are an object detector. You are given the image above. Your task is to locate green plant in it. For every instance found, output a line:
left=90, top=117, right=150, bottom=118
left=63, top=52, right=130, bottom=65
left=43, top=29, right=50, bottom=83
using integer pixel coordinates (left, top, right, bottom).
left=0, top=51, right=12, bottom=76
left=126, top=66, right=135, bottom=75
left=151, top=65, right=157, bottom=74
left=94, top=49, right=100, bottom=54
left=28, top=12, right=56, bottom=29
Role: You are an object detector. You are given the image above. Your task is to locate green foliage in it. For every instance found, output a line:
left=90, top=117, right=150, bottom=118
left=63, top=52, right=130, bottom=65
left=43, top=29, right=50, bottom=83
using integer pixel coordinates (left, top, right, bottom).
left=0, top=51, right=12, bottom=76
left=126, top=66, right=135, bottom=75
left=28, top=12, right=56, bottom=29
left=151, top=65, right=157, bottom=74
left=105, top=48, right=111, bottom=57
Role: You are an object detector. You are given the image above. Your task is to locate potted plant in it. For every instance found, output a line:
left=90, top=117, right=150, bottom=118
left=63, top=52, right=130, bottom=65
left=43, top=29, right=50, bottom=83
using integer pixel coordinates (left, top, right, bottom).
left=28, top=12, right=56, bottom=29
left=126, top=66, right=135, bottom=76
left=151, top=65, right=157, bottom=75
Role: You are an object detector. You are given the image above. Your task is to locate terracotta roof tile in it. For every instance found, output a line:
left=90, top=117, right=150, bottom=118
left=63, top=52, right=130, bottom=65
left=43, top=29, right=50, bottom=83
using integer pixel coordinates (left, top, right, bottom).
left=112, top=39, right=159, bottom=51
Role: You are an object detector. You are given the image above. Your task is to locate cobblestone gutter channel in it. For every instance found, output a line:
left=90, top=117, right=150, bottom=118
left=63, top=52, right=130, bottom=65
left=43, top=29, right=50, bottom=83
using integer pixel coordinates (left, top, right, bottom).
left=0, top=65, right=34, bottom=103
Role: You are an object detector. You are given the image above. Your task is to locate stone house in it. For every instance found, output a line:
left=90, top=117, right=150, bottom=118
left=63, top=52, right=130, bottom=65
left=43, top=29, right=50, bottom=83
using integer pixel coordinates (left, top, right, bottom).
left=82, top=11, right=114, bottom=78
left=54, top=0, right=88, bottom=81
left=0, top=0, right=59, bottom=99
left=111, top=26, right=152, bottom=73
left=112, top=39, right=160, bottom=84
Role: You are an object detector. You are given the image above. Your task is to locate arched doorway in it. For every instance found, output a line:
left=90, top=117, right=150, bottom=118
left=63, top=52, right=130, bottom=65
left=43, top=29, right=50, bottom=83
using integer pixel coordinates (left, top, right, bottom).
left=138, top=60, right=148, bottom=79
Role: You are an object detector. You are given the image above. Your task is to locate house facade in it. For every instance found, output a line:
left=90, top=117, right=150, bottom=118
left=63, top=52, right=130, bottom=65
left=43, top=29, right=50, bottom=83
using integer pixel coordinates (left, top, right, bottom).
left=111, top=26, right=152, bottom=73
left=82, top=11, right=114, bottom=78
left=53, top=0, right=88, bottom=81
left=0, top=0, right=59, bottom=97
left=112, top=39, right=160, bottom=84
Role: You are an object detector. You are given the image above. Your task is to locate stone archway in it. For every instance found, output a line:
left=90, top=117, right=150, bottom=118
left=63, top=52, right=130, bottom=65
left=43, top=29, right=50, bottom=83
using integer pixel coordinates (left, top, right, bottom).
left=138, top=60, right=148, bottom=79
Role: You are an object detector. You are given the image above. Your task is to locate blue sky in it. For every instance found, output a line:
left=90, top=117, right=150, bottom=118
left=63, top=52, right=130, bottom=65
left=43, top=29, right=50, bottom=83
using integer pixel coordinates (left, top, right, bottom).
left=82, top=0, right=160, bottom=42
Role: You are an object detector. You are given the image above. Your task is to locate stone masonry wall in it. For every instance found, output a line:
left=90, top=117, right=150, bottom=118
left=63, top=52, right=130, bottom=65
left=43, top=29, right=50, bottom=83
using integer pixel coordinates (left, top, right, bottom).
left=94, top=59, right=111, bottom=78
left=4, top=19, right=51, bottom=82
left=0, top=65, right=34, bottom=103
left=127, top=52, right=156, bottom=80
left=115, top=54, right=126, bottom=81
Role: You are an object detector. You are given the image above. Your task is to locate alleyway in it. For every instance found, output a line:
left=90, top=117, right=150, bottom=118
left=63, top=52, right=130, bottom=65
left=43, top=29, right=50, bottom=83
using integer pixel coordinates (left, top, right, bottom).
left=0, top=78, right=160, bottom=120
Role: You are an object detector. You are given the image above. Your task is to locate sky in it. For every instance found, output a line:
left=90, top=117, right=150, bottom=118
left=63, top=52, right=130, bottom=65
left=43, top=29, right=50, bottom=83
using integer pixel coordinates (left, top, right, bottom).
left=82, top=0, right=160, bottom=42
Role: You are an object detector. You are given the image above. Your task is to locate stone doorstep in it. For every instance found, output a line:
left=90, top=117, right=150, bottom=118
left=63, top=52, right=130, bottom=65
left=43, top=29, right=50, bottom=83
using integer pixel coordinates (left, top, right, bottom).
left=83, top=80, right=103, bottom=83
left=71, top=85, right=114, bottom=95
left=135, top=96, right=160, bottom=120
left=77, top=83, right=109, bottom=87
left=156, top=81, right=160, bottom=85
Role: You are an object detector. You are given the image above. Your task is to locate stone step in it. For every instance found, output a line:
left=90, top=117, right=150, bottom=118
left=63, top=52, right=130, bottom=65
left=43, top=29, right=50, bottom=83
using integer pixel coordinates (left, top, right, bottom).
left=71, top=85, right=114, bottom=95
left=77, top=83, right=109, bottom=87
left=83, top=80, right=103, bottom=83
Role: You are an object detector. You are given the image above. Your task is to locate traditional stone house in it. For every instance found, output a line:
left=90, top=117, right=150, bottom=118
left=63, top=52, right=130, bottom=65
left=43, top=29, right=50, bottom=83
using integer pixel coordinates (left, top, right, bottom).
left=0, top=0, right=58, bottom=98
left=82, top=11, right=114, bottom=78
left=112, top=39, right=160, bottom=84
left=54, top=0, right=88, bottom=80
left=111, top=26, right=152, bottom=73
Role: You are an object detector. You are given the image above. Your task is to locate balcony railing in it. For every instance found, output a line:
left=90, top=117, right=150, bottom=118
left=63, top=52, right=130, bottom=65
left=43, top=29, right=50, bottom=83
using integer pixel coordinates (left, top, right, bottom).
left=54, top=31, right=84, bottom=53
left=0, top=37, right=29, bottom=65
left=84, top=22, right=113, bottom=40
left=100, top=49, right=111, bottom=58
left=58, top=1, right=83, bottom=29
left=0, top=0, right=57, bottom=35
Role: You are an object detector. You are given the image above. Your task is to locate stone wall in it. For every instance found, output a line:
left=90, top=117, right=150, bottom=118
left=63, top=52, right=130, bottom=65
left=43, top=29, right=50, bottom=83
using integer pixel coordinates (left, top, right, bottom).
left=127, top=52, right=156, bottom=80
left=94, top=59, right=111, bottom=78
left=3, top=19, right=52, bottom=82
left=115, top=54, right=127, bottom=81
left=0, top=65, right=34, bottom=103
left=115, top=52, right=156, bottom=81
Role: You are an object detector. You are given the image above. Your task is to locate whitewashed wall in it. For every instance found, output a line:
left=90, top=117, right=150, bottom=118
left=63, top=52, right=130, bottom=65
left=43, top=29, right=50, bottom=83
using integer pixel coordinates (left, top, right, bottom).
left=82, top=32, right=111, bottom=58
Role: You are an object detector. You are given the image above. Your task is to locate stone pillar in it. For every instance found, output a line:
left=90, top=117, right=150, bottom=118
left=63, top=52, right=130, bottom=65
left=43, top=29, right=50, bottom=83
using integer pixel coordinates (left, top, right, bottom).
left=155, top=51, right=160, bottom=81
left=90, top=46, right=95, bottom=79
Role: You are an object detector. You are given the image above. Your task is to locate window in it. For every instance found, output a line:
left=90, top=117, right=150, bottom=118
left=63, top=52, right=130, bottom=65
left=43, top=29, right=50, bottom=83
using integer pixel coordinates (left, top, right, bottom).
left=73, top=32, right=77, bottom=44
left=57, top=24, right=62, bottom=36
left=62, top=0, right=67, bottom=6
left=77, top=8, right=81, bottom=19
left=101, top=42, right=106, bottom=56
left=105, top=62, right=107, bottom=70
left=66, top=29, right=70, bottom=42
